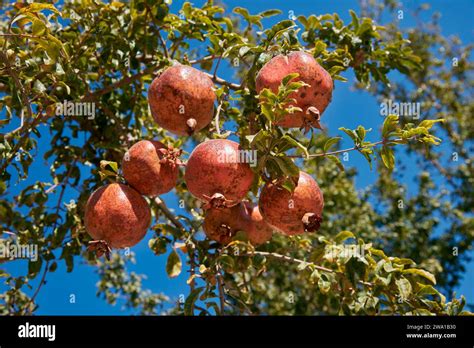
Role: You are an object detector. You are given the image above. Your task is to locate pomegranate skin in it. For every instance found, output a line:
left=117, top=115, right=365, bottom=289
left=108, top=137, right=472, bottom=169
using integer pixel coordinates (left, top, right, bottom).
left=184, top=139, right=254, bottom=208
left=84, top=183, right=151, bottom=248
left=148, top=64, right=216, bottom=136
left=256, top=51, right=333, bottom=129
left=258, top=171, right=324, bottom=235
left=122, top=140, right=179, bottom=197
left=203, top=204, right=247, bottom=244
left=241, top=202, right=273, bottom=246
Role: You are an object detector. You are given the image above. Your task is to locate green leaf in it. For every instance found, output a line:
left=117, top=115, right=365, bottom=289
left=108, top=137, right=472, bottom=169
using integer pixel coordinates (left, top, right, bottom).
left=418, top=119, right=445, bottom=130
left=403, top=269, right=436, bottom=285
left=417, top=283, right=446, bottom=303
left=382, top=115, right=399, bottom=138
left=281, top=177, right=296, bottom=193
left=278, top=135, right=309, bottom=158
left=339, top=127, right=358, bottom=143
left=100, top=160, right=118, bottom=173
left=334, top=231, right=355, bottom=243
left=20, top=3, right=60, bottom=15
left=28, top=258, right=43, bottom=278
left=323, top=137, right=341, bottom=152
left=166, top=249, right=182, bottom=278
left=380, top=146, right=395, bottom=170
left=271, top=155, right=299, bottom=177
left=349, top=10, right=359, bottom=30
left=282, top=73, right=300, bottom=86
left=355, top=125, right=367, bottom=142
left=327, top=155, right=344, bottom=171
left=259, top=9, right=282, bottom=18
left=184, top=287, right=204, bottom=315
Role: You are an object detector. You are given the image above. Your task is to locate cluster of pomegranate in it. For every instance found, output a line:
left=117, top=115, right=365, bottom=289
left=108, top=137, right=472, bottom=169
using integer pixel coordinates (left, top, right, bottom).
left=84, top=51, right=333, bottom=254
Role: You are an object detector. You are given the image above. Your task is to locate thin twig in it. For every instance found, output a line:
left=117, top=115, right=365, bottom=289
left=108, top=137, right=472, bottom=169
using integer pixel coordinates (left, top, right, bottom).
left=154, top=197, right=186, bottom=232
left=156, top=30, right=170, bottom=60
left=204, top=72, right=241, bottom=90
left=288, top=138, right=410, bottom=159
left=0, top=33, right=42, bottom=39
left=213, top=54, right=223, bottom=80
left=216, top=266, right=226, bottom=315
left=188, top=55, right=216, bottom=65
left=245, top=251, right=374, bottom=287
left=170, top=36, right=184, bottom=59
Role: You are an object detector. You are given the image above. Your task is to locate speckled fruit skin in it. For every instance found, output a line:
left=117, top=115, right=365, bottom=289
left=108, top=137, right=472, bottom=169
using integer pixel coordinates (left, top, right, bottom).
left=203, top=204, right=247, bottom=244
left=241, top=202, right=273, bottom=246
left=148, top=64, right=216, bottom=136
left=84, top=183, right=151, bottom=248
left=256, top=51, right=333, bottom=128
left=184, top=139, right=254, bottom=207
left=122, top=140, right=179, bottom=197
left=258, top=171, right=324, bottom=235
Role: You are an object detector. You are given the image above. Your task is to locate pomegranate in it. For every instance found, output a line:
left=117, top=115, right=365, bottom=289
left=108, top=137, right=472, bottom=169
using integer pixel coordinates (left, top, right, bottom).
left=148, top=64, right=216, bottom=136
left=122, top=140, right=181, bottom=197
left=256, top=51, right=333, bottom=131
left=203, top=204, right=247, bottom=244
left=184, top=139, right=254, bottom=209
left=84, top=183, right=151, bottom=255
left=241, top=202, right=273, bottom=246
left=258, top=171, right=324, bottom=235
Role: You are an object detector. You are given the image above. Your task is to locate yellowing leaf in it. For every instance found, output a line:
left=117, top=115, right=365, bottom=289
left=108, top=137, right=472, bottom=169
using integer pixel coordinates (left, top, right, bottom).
left=166, top=249, right=182, bottom=278
left=403, top=268, right=436, bottom=285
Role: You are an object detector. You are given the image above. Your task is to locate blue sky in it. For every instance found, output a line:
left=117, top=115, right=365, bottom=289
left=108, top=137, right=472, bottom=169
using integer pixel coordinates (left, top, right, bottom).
left=1, top=0, right=473, bottom=314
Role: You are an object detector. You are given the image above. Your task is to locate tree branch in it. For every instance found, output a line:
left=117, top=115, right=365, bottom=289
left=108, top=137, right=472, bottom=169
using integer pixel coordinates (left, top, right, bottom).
left=245, top=251, right=374, bottom=287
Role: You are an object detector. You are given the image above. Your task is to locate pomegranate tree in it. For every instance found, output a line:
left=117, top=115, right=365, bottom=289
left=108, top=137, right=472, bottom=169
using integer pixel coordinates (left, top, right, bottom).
left=256, top=51, right=333, bottom=131
left=148, top=64, right=216, bottom=136
left=122, top=140, right=181, bottom=197
left=184, top=139, right=254, bottom=209
left=258, top=171, right=324, bottom=235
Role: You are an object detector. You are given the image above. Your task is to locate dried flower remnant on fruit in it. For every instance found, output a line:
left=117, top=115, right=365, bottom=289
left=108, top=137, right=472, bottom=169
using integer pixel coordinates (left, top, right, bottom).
left=203, top=204, right=248, bottom=244
left=148, top=64, right=216, bottom=136
left=122, top=140, right=181, bottom=197
left=259, top=171, right=324, bottom=235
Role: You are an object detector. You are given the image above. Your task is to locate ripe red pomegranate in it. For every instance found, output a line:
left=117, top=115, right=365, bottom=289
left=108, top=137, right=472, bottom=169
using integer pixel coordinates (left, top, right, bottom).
left=184, top=139, right=254, bottom=209
left=122, top=140, right=181, bottom=197
left=241, top=202, right=273, bottom=246
left=203, top=204, right=247, bottom=244
left=256, top=51, right=333, bottom=132
left=258, top=171, right=324, bottom=235
left=84, top=183, right=151, bottom=254
left=148, top=64, right=216, bottom=136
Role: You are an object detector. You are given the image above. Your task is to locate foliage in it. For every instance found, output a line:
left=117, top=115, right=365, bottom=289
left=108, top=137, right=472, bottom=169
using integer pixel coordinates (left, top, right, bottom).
left=0, top=0, right=471, bottom=315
